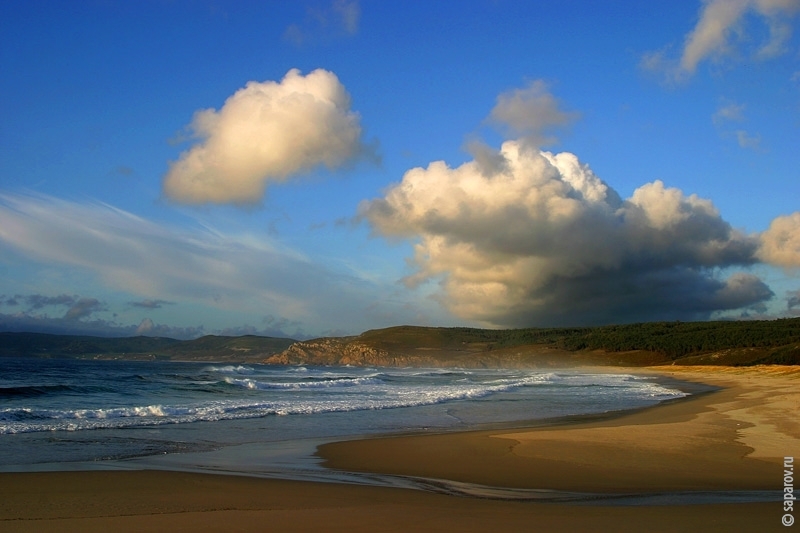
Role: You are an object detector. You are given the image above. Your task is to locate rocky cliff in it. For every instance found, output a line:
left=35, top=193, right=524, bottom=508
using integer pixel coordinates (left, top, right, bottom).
left=262, top=332, right=594, bottom=368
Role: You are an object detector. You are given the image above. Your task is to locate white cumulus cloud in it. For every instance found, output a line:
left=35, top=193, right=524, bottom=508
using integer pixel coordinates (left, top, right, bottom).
left=361, top=140, right=774, bottom=327
left=758, top=212, right=800, bottom=268
left=163, top=68, right=366, bottom=205
left=487, top=80, right=578, bottom=147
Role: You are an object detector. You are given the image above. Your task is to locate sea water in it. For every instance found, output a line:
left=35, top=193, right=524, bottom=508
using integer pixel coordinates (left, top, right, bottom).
left=0, top=357, right=688, bottom=473
left=3, top=358, right=779, bottom=505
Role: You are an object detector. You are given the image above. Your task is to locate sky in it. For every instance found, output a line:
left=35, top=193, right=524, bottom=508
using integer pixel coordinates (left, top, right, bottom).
left=1, top=0, right=799, bottom=340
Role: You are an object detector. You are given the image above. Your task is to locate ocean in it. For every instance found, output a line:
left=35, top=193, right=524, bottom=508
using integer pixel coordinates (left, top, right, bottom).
left=0, top=357, right=690, bottom=475
left=2, top=357, right=781, bottom=506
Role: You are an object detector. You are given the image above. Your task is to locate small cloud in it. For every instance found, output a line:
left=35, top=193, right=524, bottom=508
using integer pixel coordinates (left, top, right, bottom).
left=643, top=0, right=800, bottom=82
left=640, top=48, right=671, bottom=73
left=162, top=68, right=367, bottom=206
left=0, top=311, right=206, bottom=339
left=283, top=24, right=305, bottom=46
left=113, top=166, right=135, bottom=177
left=64, top=298, right=105, bottom=321
left=333, top=216, right=358, bottom=229
left=487, top=80, right=579, bottom=147
left=135, top=317, right=155, bottom=334
left=712, top=101, right=762, bottom=150
left=755, top=10, right=794, bottom=59
left=712, top=102, right=746, bottom=125
left=26, top=294, right=76, bottom=310
left=787, top=290, right=800, bottom=309
left=639, top=49, right=685, bottom=86
left=284, top=0, right=360, bottom=46
left=218, top=318, right=302, bottom=339
left=129, top=299, right=175, bottom=309
left=680, top=0, right=750, bottom=74
left=131, top=318, right=206, bottom=339
left=735, top=129, right=762, bottom=150
left=332, top=0, right=360, bottom=34
left=9, top=294, right=109, bottom=323
left=759, top=212, right=800, bottom=268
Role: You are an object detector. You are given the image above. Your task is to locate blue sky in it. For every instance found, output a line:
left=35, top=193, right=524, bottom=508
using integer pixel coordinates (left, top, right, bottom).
left=1, top=0, right=799, bottom=339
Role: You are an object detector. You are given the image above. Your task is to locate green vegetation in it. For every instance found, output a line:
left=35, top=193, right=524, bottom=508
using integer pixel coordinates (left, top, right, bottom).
left=161, top=335, right=296, bottom=361
left=550, top=319, right=800, bottom=363
left=0, top=332, right=181, bottom=359
left=354, top=319, right=800, bottom=366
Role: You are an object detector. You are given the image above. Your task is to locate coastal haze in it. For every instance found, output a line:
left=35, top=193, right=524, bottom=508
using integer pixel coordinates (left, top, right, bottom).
left=1, top=1, right=799, bottom=532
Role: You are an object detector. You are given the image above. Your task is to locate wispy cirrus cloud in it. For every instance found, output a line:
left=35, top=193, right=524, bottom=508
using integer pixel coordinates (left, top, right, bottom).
left=0, top=191, right=406, bottom=335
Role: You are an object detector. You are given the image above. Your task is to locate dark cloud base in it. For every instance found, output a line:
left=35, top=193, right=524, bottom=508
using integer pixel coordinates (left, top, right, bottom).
left=487, top=268, right=774, bottom=328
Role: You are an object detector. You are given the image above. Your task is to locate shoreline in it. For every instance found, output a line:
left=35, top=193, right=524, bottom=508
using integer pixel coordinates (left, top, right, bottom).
left=0, top=366, right=702, bottom=479
left=319, top=365, right=797, bottom=493
left=1, top=365, right=797, bottom=532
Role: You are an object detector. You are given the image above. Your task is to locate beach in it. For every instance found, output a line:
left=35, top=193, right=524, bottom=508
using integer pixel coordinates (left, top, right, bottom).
left=1, top=365, right=797, bottom=532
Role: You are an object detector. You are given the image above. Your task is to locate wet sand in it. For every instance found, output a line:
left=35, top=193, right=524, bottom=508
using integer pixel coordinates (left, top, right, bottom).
left=1, top=365, right=797, bottom=532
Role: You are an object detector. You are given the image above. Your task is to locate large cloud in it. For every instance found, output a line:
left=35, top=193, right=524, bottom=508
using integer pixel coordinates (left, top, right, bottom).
left=361, top=140, right=777, bottom=327
left=163, top=68, right=366, bottom=205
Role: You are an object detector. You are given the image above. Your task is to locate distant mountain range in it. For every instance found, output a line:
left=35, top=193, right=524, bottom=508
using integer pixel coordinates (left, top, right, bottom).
left=0, top=332, right=295, bottom=362
left=2, top=318, right=800, bottom=367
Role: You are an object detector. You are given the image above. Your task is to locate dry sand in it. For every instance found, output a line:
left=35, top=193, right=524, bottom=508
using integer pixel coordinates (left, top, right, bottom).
left=1, top=365, right=797, bottom=532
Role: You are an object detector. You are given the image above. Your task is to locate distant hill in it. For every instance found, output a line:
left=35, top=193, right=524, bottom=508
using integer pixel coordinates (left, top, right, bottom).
left=3, top=318, right=800, bottom=366
left=0, top=332, right=295, bottom=362
left=264, top=319, right=800, bottom=367
left=161, top=335, right=296, bottom=361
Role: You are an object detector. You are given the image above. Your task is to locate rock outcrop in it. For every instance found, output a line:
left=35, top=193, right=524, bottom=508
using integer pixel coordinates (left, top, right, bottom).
left=263, top=333, right=580, bottom=368
left=264, top=338, right=383, bottom=365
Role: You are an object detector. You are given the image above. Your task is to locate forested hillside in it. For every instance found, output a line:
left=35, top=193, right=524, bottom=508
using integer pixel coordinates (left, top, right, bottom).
left=268, top=319, right=800, bottom=367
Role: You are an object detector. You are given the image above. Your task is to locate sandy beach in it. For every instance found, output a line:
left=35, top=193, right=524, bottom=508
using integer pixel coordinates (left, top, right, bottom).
left=1, top=365, right=797, bottom=532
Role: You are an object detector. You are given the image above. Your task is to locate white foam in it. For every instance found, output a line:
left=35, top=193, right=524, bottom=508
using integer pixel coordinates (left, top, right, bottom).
left=224, top=376, right=384, bottom=390
left=0, top=369, right=687, bottom=435
left=203, top=365, right=255, bottom=374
